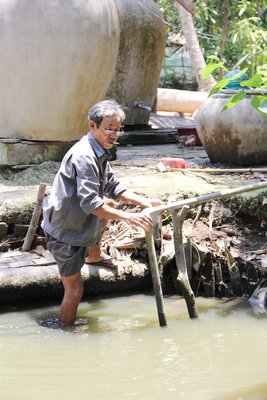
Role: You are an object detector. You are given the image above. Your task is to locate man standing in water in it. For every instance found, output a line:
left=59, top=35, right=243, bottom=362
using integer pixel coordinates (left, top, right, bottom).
left=42, top=99, right=162, bottom=325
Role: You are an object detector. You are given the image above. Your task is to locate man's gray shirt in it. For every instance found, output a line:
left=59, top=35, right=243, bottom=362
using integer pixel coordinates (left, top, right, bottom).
left=41, top=132, right=127, bottom=247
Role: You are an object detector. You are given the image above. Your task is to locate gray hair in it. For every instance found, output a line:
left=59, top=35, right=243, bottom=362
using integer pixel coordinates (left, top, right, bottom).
left=88, top=99, right=125, bottom=126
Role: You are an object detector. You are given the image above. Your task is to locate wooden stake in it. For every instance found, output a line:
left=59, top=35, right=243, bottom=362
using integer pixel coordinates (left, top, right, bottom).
left=22, top=183, right=47, bottom=252
left=145, top=230, right=167, bottom=327
left=171, top=206, right=199, bottom=319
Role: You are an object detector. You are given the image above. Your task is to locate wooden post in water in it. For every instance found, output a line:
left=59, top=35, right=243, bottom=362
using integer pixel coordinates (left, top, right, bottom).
left=145, top=230, right=167, bottom=327
left=171, top=206, right=199, bottom=319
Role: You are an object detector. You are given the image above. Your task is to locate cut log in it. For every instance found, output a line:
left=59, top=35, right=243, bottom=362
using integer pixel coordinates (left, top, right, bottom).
left=157, top=88, right=208, bottom=114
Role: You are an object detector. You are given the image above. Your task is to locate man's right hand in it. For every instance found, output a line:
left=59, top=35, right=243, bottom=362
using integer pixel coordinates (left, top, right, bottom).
left=125, top=212, right=153, bottom=232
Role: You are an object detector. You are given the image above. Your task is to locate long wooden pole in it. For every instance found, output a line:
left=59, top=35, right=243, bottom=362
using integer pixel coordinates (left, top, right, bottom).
left=167, top=168, right=267, bottom=174
left=145, top=181, right=267, bottom=217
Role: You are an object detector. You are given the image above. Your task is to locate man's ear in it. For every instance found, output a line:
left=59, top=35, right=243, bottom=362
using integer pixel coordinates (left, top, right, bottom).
left=88, top=120, right=96, bottom=130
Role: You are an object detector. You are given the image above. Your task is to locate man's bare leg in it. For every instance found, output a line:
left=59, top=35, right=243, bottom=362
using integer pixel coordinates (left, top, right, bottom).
left=58, top=271, right=83, bottom=324
left=85, top=217, right=114, bottom=265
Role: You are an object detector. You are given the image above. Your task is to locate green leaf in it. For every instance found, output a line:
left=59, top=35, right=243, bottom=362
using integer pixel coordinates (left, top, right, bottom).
left=222, top=91, right=246, bottom=111
left=208, top=78, right=230, bottom=96
left=259, top=101, right=267, bottom=114
left=233, top=54, right=249, bottom=70
left=251, top=95, right=267, bottom=115
left=240, top=73, right=263, bottom=88
left=227, top=68, right=248, bottom=81
left=202, top=62, right=224, bottom=80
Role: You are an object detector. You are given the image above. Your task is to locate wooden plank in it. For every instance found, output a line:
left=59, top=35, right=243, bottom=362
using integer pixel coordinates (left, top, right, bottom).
left=8, top=260, right=34, bottom=268
left=32, top=256, right=56, bottom=266
left=12, top=253, right=40, bottom=261
left=0, top=250, right=22, bottom=258
left=0, top=258, right=14, bottom=264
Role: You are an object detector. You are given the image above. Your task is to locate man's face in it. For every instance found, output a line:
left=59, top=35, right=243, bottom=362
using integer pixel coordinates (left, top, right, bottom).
left=89, top=115, right=122, bottom=150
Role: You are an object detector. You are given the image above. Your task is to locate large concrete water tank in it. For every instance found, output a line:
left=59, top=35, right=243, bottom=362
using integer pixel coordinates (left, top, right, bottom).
left=0, top=0, right=119, bottom=141
left=106, top=0, right=166, bottom=126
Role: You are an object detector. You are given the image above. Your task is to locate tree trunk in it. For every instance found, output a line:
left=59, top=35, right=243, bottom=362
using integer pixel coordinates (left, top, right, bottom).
left=177, top=4, right=216, bottom=91
left=219, top=0, right=229, bottom=79
left=175, top=0, right=196, bottom=15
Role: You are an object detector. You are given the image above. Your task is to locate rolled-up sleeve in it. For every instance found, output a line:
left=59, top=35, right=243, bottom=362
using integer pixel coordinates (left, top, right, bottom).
left=73, top=155, right=104, bottom=214
left=104, top=163, right=127, bottom=199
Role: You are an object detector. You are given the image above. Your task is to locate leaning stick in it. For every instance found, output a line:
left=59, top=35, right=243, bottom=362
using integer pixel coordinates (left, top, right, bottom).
left=22, top=183, right=47, bottom=252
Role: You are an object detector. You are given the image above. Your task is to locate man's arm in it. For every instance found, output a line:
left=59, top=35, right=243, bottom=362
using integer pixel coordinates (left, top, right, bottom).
left=116, top=189, right=163, bottom=208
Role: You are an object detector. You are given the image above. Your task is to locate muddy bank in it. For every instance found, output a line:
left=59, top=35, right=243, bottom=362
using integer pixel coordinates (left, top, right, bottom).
left=0, top=143, right=266, bottom=307
left=0, top=193, right=266, bottom=306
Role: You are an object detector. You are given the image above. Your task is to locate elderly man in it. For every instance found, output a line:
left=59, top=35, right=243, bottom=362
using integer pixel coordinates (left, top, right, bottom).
left=42, top=99, right=162, bottom=325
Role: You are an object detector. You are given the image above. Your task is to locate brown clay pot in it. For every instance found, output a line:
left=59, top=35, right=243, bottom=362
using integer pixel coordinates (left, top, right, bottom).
left=195, top=91, right=267, bottom=166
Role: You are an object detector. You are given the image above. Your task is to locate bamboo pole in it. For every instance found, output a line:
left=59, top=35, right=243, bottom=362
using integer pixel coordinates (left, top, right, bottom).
left=22, top=183, right=47, bottom=252
left=171, top=206, right=199, bottom=319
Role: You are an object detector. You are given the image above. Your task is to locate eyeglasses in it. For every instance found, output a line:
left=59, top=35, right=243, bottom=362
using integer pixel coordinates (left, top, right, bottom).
left=98, top=125, right=124, bottom=137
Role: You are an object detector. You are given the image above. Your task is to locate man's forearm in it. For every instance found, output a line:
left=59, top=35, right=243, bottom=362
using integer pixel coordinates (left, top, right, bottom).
left=116, top=189, right=151, bottom=208
left=91, top=203, right=129, bottom=221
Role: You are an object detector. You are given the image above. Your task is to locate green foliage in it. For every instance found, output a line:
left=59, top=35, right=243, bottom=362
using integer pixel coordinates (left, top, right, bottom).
left=157, top=0, right=180, bottom=34
left=158, top=0, right=267, bottom=73
left=202, top=58, right=267, bottom=115
left=201, top=62, right=225, bottom=80
left=229, top=17, right=267, bottom=73
left=193, top=0, right=267, bottom=69
left=251, top=95, right=267, bottom=115
left=222, top=91, right=246, bottom=111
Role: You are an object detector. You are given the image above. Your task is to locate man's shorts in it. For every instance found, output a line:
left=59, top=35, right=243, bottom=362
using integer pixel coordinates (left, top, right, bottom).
left=45, top=233, right=87, bottom=277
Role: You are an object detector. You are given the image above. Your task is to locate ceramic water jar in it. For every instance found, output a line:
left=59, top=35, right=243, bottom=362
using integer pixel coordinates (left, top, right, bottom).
left=195, top=91, right=267, bottom=166
left=106, top=0, right=166, bottom=126
left=0, top=0, right=119, bottom=141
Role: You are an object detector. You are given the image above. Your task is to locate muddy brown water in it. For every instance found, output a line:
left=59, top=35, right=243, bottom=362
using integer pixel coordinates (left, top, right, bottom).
left=1, top=294, right=267, bottom=400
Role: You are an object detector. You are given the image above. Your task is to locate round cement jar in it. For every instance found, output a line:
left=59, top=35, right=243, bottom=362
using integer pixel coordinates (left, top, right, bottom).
left=195, top=91, right=267, bottom=166
left=0, top=0, right=119, bottom=141
left=106, top=0, right=166, bottom=126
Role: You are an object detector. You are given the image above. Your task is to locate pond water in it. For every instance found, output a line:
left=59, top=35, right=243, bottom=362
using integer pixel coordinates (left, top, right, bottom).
left=1, top=294, right=267, bottom=400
